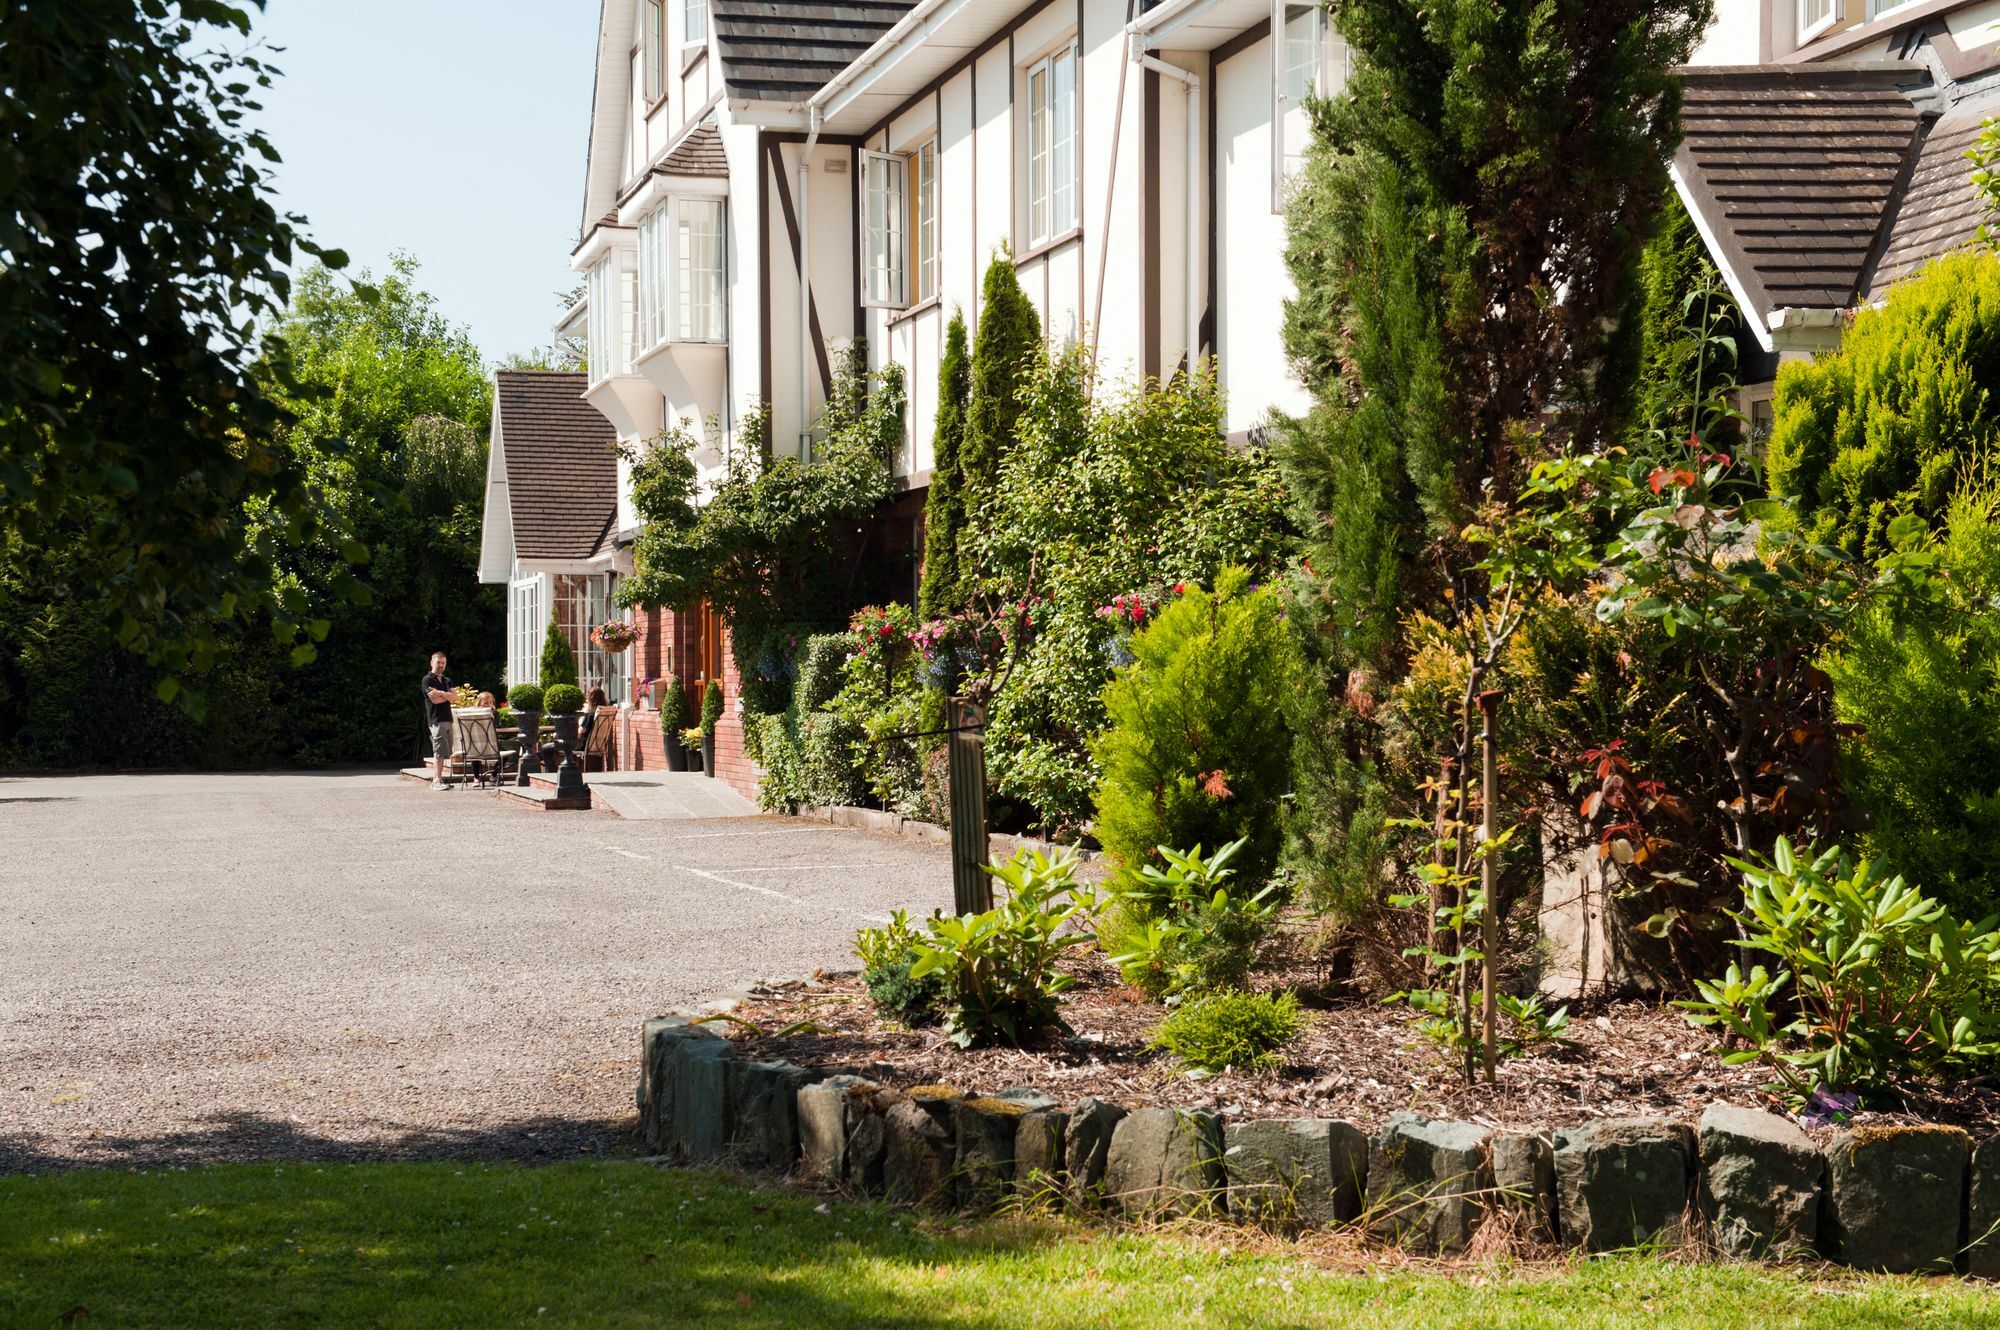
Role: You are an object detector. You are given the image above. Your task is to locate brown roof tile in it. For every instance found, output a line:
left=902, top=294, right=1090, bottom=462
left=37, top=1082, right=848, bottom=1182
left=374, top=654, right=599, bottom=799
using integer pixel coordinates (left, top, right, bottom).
left=495, top=370, right=618, bottom=563
left=1871, top=109, right=1986, bottom=292
left=657, top=121, right=727, bottom=178
left=1674, top=64, right=1931, bottom=317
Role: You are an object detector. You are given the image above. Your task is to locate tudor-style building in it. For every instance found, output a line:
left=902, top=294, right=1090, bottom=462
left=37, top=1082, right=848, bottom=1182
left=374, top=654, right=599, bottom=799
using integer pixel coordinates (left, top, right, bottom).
left=484, top=0, right=1353, bottom=799
left=1680, top=0, right=1999, bottom=433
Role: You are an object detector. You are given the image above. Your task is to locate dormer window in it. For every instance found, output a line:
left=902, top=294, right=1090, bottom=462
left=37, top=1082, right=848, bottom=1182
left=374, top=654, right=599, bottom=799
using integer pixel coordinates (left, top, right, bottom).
left=642, top=0, right=665, bottom=102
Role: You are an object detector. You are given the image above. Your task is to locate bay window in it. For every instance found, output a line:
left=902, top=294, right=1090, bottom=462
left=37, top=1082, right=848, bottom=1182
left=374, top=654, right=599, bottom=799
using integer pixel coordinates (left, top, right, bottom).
left=635, top=197, right=728, bottom=351
left=678, top=198, right=726, bottom=342
left=1027, top=44, right=1078, bottom=247
left=586, top=254, right=629, bottom=382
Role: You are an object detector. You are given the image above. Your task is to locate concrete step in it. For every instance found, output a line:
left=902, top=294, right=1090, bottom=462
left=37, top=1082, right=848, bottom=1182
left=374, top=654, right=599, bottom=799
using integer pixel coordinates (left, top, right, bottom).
left=495, top=783, right=593, bottom=812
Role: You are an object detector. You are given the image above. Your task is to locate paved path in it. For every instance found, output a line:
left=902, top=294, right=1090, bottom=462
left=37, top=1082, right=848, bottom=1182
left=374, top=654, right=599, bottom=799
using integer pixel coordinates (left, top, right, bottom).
left=580, top=770, right=758, bottom=820
left=0, top=771, right=947, bottom=1172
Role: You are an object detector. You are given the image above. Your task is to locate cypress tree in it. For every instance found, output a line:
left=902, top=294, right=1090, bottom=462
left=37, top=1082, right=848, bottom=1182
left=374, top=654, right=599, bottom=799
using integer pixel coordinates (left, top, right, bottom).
left=1275, top=0, right=1711, bottom=914
left=918, top=311, right=971, bottom=619
left=540, top=618, right=578, bottom=688
left=1277, top=0, right=1713, bottom=666
left=957, top=250, right=1042, bottom=604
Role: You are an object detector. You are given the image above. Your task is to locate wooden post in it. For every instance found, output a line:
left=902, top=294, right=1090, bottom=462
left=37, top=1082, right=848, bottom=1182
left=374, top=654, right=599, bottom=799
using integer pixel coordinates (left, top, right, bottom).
left=946, top=696, right=992, bottom=915
left=1478, top=689, right=1502, bottom=1085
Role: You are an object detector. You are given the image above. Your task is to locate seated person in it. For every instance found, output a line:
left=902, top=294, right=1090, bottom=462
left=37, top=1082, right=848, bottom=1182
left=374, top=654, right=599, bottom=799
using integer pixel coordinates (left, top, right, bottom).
left=475, top=690, right=496, bottom=709
left=578, top=687, right=609, bottom=740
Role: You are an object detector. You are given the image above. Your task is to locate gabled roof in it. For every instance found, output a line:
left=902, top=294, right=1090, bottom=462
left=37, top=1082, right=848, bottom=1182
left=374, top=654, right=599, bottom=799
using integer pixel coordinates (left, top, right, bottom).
left=711, top=0, right=917, bottom=104
left=494, top=371, right=618, bottom=562
left=1672, top=62, right=1934, bottom=336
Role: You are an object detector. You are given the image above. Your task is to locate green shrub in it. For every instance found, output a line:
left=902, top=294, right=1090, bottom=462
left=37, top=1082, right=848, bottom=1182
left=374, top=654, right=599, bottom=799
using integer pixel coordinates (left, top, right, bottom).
left=794, top=634, right=855, bottom=711
left=1768, top=251, right=2000, bottom=557
left=542, top=683, right=583, bottom=715
left=1101, top=840, right=1279, bottom=999
left=540, top=619, right=578, bottom=688
left=655, top=674, right=686, bottom=731
left=1092, top=567, right=1298, bottom=887
left=854, top=909, right=943, bottom=1025
left=1678, top=839, right=2000, bottom=1104
left=909, top=848, right=1097, bottom=1048
left=1152, top=990, right=1302, bottom=1075
left=506, top=683, right=544, bottom=713
left=1827, top=487, right=2000, bottom=920
left=700, top=679, right=724, bottom=739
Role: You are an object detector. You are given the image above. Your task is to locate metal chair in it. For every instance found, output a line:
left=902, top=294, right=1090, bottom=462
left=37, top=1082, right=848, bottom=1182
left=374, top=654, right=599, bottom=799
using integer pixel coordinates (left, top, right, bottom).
left=451, top=708, right=508, bottom=790
left=581, top=708, right=618, bottom=772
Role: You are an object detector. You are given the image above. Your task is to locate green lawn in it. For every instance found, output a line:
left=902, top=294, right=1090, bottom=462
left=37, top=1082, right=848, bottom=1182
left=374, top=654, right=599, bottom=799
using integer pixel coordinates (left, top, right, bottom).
left=3, top=1162, right=1995, bottom=1328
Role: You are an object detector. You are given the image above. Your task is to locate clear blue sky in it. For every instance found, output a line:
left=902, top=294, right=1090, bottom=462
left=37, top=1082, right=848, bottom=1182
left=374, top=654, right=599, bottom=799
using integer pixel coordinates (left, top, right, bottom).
left=250, top=0, right=601, bottom=364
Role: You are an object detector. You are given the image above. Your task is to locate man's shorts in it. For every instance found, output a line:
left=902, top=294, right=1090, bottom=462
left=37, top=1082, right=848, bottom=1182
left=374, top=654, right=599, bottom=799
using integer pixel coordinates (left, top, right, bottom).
left=430, top=718, right=453, bottom=759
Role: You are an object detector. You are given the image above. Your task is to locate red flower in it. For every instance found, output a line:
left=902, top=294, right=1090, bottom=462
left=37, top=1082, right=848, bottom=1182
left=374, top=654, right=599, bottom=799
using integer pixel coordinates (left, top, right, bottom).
left=1200, top=769, right=1234, bottom=800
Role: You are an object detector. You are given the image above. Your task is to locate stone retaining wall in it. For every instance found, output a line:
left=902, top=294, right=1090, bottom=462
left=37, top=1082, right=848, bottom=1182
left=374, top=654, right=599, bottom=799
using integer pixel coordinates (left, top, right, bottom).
left=638, top=1017, right=1996, bottom=1277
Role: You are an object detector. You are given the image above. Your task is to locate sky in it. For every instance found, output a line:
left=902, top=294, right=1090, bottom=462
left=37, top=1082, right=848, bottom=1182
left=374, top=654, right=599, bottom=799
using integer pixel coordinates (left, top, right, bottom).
left=249, top=0, right=602, bottom=364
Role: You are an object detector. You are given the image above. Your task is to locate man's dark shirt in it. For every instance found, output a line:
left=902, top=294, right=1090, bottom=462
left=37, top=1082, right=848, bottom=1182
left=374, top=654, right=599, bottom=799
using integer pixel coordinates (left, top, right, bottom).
left=422, top=672, right=453, bottom=724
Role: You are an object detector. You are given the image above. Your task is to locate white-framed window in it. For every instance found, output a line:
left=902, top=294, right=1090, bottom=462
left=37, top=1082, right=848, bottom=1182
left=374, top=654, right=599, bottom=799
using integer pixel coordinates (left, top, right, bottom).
left=1865, top=0, right=1919, bottom=18
left=862, top=150, right=908, bottom=308
left=1273, top=6, right=1350, bottom=210
left=637, top=207, right=671, bottom=352
left=509, top=576, right=543, bottom=688
left=915, top=140, right=938, bottom=304
left=678, top=198, right=726, bottom=342
left=1026, top=43, right=1079, bottom=247
left=552, top=573, right=627, bottom=703
left=684, top=0, right=707, bottom=43
left=635, top=199, right=726, bottom=351
left=586, top=255, right=618, bottom=382
left=642, top=0, right=665, bottom=102
left=1798, top=0, right=1836, bottom=38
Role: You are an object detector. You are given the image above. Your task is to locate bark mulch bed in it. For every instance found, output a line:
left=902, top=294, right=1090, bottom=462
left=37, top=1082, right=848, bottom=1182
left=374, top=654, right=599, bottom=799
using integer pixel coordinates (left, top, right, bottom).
left=723, top=949, right=2000, bottom=1143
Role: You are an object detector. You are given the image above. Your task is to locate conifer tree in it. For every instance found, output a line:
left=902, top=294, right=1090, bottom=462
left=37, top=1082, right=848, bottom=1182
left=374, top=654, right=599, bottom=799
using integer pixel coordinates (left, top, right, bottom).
left=1277, top=0, right=1713, bottom=665
left=918, top=312, right=972, bottom=619
left=540, top=618, right=578, bottom=688
left=957, top=251, right=1042, bottom=603
left=1276, top=0, right=1711, bottom=913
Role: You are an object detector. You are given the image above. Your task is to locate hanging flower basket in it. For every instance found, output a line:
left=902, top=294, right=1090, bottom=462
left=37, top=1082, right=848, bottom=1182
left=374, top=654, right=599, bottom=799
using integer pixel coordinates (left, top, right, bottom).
left=591, top=620, right=640, bottom=653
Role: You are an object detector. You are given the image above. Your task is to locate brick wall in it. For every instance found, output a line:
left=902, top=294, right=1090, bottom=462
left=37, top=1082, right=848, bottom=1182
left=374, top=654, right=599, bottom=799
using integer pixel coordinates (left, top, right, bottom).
left=623, top=606, right=763, bottom=802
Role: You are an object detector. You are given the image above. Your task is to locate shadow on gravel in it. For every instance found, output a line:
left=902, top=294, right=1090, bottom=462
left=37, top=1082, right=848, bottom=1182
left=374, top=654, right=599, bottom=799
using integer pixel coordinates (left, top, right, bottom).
left=0, top=1110, right=637, bottom=1175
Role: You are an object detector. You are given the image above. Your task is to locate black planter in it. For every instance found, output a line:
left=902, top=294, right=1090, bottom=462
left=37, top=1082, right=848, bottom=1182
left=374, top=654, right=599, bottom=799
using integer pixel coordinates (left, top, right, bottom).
left=550, top=712, right=581, bottom=751
left=664, top=729, right=688, bottom=772
left=516, top=711, right=542, bottom=748
left=701, top=734, right=717, bottom=778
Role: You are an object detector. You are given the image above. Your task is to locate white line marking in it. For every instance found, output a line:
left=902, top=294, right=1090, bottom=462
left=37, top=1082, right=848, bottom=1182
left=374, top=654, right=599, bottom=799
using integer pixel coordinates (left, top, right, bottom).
left=665, top=827, right=848, bottom=841
left=723, top=863, right=904, bottom=872
left=602, top=846, right=652, bottom=860
left=672, top=864, right=817, bottom=908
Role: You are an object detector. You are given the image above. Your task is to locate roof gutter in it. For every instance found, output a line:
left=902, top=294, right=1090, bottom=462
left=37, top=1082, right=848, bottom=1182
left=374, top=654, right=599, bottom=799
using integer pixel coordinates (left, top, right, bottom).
left=805, top=0, right=963, bottom=117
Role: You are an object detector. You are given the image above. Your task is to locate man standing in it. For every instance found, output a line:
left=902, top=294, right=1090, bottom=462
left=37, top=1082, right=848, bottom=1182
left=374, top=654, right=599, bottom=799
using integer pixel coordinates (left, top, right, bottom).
left=421, top=652, right=455, bottom=789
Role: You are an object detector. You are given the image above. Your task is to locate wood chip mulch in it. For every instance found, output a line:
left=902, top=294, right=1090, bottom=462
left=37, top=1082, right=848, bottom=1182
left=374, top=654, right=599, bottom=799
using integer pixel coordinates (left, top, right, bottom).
left=722, top=949, right=2000, bottom=1143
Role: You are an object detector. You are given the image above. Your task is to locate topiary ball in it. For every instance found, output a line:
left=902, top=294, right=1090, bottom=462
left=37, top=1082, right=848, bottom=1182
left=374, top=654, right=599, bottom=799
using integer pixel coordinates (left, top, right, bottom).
left=543, top=683, right=584, bottom=715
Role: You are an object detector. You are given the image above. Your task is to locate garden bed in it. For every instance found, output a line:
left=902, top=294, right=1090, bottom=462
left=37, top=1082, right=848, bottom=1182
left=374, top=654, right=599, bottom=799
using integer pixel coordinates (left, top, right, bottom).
left=725, top=950, right=2000, bottom=1141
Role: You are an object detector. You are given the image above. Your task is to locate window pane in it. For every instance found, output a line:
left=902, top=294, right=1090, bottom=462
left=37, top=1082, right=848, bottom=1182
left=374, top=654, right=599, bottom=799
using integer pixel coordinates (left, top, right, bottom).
left=685, top=0, right=707, bottom=42
left=1029, top=66, right=1049, bottom=242
left=1800, top=0, right=1832, bottom=27
left=644, top=0, right=664, bottom=102
left=916, top=142, right=936, bottom=302
left=677, top=199, right=725, bottom=342
left=1283, top=9, right=1319, bottom=103
left=1051, top=50, right=1076, bottom=234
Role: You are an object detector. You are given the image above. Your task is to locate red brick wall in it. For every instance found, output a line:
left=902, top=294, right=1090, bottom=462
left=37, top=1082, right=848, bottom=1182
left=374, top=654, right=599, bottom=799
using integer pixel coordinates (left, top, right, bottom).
left=709, top=626, right=761, bottom=802
left=622, top=607, right=763, bottom=802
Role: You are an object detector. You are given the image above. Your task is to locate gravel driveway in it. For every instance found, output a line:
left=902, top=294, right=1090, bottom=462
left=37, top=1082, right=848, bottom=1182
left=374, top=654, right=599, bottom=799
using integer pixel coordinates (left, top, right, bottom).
left=0, top=772, right=946, bottom=1172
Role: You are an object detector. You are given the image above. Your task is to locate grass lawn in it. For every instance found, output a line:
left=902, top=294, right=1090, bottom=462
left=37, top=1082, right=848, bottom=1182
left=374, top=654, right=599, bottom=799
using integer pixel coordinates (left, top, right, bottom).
left=3, top=1162, right=1997, bottom=1328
